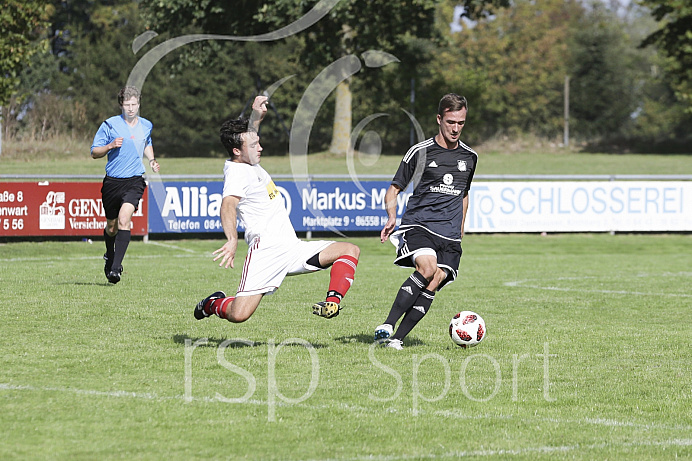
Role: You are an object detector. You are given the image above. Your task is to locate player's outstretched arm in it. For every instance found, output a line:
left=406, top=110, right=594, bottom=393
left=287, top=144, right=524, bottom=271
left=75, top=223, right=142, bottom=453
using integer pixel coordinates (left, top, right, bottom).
left=380, top=184, right=401, bottom=243
left=461, top=191, right=469, bottom=239
left=213, top=195, right=241, bottom=268
left=249, top=95, right=268, bottom=133
left=144, top=145, right=160, bottom=173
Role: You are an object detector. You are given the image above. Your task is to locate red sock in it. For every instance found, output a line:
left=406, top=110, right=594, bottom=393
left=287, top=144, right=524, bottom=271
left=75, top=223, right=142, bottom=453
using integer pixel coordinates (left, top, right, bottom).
left=326, top=255, right=358, bottom=303
left=209, top=297, right=235, bottom=318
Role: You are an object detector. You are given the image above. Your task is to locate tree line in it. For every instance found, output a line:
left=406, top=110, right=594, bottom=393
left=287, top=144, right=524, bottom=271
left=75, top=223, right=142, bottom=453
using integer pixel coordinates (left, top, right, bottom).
left=2, top=0, right=691, bottom=157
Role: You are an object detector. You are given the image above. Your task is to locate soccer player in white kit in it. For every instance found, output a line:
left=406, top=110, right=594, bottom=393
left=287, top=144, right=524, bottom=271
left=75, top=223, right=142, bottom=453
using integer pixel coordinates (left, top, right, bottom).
left=194, top=95, right=360, bottom=323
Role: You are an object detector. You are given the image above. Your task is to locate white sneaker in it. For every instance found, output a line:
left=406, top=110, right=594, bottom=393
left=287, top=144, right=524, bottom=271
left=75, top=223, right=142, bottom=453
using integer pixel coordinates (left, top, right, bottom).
left=384, top=338, right=403, bottom=350
left=374, top=324, right=393, bottom=341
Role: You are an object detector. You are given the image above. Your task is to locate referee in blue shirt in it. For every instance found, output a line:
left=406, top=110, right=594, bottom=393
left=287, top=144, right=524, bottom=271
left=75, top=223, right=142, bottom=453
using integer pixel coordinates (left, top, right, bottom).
left=91, top=86, right=160, bottom=284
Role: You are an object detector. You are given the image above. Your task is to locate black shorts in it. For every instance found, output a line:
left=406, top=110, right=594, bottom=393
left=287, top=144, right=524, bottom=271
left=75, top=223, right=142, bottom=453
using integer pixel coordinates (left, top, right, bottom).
left=392, top=226, right=462, bottom=290
left=101, top=176, right=146, bottom=220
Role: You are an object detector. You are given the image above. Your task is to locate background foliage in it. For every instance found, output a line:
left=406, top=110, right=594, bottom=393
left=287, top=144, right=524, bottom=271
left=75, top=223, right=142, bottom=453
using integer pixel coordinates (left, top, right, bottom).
left=0, top=0, right=51, bottom=107
left=2, top=0, right=691, bottom=157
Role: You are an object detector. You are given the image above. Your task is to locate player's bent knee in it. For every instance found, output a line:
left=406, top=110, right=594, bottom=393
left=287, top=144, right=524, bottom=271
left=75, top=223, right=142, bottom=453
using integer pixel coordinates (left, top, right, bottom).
left=225, top=307, right=252, bottom=323
left=226, top=313, right=250, bottom=323
left=420, top=268, right=437, bottom=281
left=346, top=243, right=360, bottom=259
left=415, top=260, right=438, bottom=281
left=225, top=296, right=261, bottom=323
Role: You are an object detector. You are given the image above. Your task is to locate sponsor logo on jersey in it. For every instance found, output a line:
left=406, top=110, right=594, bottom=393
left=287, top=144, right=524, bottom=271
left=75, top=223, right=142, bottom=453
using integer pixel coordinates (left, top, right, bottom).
left=428, top=161, right=438, bottom=168
left=266, top=181, right=280, bottom=200
left=429, top=180, right=463, bottom=196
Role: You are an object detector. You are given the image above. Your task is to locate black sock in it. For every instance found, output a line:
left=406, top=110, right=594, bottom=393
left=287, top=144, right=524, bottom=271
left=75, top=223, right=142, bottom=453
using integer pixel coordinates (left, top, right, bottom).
left=104, top=229, right=116, bottom=259
left=392, top=289, right=435, bottom=340
left=111, top=230, right=131, bottom=271
left=383, top=271, right=428, bottom=327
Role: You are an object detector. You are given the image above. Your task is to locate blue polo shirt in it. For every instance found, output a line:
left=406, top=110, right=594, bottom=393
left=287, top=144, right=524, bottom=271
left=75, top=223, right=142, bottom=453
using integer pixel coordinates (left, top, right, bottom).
left=91, top=115, right=153, bottom=178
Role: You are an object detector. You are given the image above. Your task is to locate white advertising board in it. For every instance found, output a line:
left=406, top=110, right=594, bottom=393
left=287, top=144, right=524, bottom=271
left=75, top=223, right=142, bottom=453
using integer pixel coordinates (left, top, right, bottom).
left=465, top=181, right=692, bottom=232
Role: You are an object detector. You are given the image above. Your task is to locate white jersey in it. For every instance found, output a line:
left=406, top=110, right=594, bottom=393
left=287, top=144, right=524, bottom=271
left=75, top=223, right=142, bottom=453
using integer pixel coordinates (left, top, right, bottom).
left=222, top=161, right=297, bottom=245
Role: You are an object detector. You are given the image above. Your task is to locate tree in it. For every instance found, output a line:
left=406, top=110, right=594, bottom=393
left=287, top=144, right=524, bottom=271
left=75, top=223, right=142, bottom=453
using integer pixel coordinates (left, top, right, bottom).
left=639, top=0, right=692, bottom=111
left=140, top=0, right=441, bottom=154
left=568, top=3, right=640, bottom=140
left=50, top=0, right=147, bottom=126
left=0, top=0, right=51, bottom=107
left=1, top=0, right=51, bottom=155
left=139, top=0, right=509, bottom=154
left=436, top=0, right=583, bottom=140
left=256, top=0, right=443, bottom=154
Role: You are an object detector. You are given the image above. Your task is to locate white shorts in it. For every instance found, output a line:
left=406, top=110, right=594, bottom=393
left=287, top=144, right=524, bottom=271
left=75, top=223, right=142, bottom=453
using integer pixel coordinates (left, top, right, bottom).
left=236, top=237, right=334, bottom=297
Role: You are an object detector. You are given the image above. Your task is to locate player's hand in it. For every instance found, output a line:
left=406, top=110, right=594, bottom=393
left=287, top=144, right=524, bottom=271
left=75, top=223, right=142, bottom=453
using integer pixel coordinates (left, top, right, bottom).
left=110, top=137, right=124, bottom=149
left=380, top=217, right=396, bottom=243
left=212, top=241, right=237, bottom=269
left=252, top=95, right=268, bottom=120
left=149, top=159, right=160, bottom=173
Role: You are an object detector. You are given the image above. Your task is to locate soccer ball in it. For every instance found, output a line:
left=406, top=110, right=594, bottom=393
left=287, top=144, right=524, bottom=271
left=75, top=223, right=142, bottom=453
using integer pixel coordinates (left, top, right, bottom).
left=449, top=311, right=486, bottom=348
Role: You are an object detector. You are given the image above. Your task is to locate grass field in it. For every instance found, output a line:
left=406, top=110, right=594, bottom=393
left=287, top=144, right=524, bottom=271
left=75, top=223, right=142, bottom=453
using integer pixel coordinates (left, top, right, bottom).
left=1, top=234, right=690, bottom=460
left=2, top=137, right=692, bottom=177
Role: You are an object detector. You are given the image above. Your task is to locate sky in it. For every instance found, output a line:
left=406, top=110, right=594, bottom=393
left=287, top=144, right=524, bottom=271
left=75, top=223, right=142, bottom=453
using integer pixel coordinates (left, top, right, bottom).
left=450, top=0, right=636, bottom=32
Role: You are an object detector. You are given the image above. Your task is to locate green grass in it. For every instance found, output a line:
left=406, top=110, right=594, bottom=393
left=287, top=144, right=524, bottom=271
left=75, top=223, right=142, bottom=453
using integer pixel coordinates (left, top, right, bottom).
left=1, top=234, right=691, bottom=460
left=2, top=137, right=691, bottom=177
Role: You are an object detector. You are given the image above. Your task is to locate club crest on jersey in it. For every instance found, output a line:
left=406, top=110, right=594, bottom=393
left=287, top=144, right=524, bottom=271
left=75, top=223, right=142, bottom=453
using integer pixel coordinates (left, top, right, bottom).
left=457, top=160, right=468, bottom=172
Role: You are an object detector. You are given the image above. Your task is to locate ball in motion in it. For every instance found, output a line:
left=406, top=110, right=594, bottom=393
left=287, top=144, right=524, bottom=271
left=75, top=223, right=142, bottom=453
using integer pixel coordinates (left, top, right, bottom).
left=449, top=311, right=486, bottom=348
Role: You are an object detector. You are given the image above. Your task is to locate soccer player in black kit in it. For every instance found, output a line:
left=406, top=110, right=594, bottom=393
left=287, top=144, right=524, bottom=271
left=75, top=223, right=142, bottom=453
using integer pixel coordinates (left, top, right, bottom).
left=375, top=93, right=478, bottom=350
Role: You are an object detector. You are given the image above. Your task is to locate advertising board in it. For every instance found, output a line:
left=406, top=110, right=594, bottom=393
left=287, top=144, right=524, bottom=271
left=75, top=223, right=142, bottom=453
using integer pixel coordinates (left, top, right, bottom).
left=2, top=180, right=689, bottom=236
left=0, top=182, right=148, bottom=237
left=147, top=180, right=692, bottom=234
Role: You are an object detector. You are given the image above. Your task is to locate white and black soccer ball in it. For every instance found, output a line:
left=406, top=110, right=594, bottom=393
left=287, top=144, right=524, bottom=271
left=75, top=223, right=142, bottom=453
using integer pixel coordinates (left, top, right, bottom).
left=449, top=311, right=486, bottom=348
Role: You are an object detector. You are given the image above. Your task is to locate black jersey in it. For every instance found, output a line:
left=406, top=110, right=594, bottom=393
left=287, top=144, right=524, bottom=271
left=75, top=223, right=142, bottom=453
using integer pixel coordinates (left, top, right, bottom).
left=392, top=137, right=478, bottom=241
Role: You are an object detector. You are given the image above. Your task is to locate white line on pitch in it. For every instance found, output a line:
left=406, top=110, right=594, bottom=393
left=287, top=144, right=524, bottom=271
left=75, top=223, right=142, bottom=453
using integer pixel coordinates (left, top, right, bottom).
left=312, top=438, right=692, bottom=461
left=0, top=253, right=205, bottom=263
left=2, top=382, right=691, bottom=434
left=143, top=240, right=197, bottom=253
left=505, top=280, right=692, bottom=297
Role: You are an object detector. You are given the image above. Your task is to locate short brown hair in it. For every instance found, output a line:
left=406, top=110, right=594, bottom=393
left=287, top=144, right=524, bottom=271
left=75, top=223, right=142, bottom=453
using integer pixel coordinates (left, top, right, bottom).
left=118, top=86, right=141, bottom=106
left=220, top=118, right=250, bottom=155
left=437, top=93, right=468, bottom=116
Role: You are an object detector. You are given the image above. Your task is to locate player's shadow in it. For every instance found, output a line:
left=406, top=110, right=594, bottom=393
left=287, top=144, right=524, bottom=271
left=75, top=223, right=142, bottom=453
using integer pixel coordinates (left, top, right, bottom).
left=172, top=334, right=328, bottom=349
left=62, top=281, right=112, bottom=286
left=400, top=337, right=425, bottom=347
left=173, top=335, right=264, bottom=348
left=334, top=333, right=426, bottom=347
left=334, top=333, right=375, bottom=344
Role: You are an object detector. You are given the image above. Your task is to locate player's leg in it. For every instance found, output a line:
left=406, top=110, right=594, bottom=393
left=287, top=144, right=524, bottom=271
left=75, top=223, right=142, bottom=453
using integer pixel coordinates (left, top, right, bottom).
left=195, top=292, right=263, bottom=323
left=109, top=178, right=146, bottom=283
left=386, top=239, right=462, bottom=348
left=103, top=217, right=118, bottom=276
left=308, top=241, right=360, bottom=318
left=224, top=294, right=264, bottom=323
left=375, top=253, right=436, bottom=340
left=285, top=240, right=358, bottom=318
left=108, top=202, right=136, bottom=282
left=314, top=241, right=360, bottom=266
left=195, top=237, right=284, bottom=322
left=101, top=178, right=120, bottom=281
left=389, top=267, right=447, bottom=342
